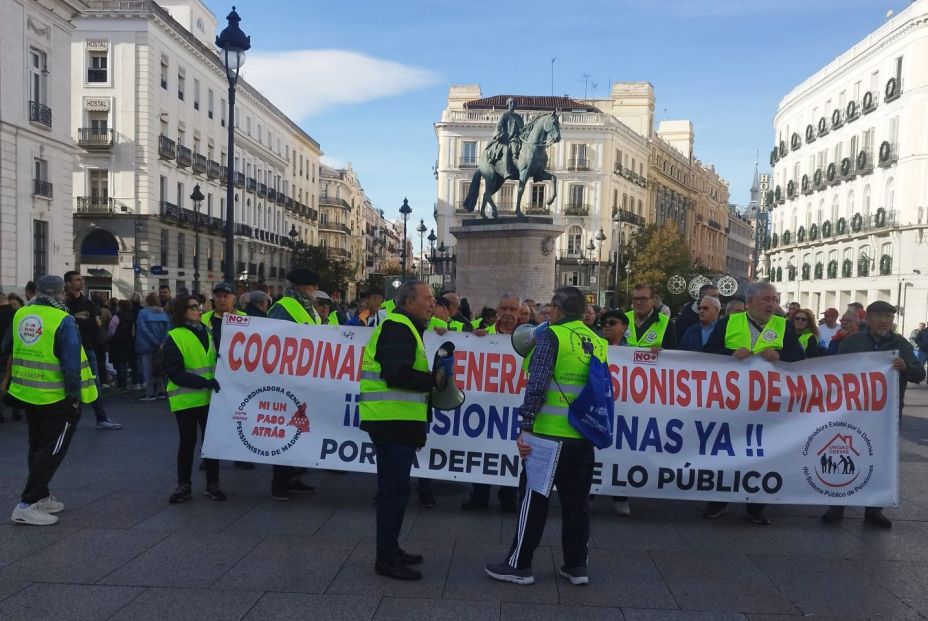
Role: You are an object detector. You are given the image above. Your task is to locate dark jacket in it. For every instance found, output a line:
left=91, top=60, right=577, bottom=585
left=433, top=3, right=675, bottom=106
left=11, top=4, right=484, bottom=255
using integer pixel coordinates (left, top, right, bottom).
left=109, top=309, right=137, bottom=364
left=66, top=293, right=100, bottom=350
left=838, top=330, right=925, bottom=414
left=163, top=323, right=213, bottom=390
left=628, top=309, right=677, bottom=350
left=674, top=301, right=700, bottom=342
left=244, top=303, right=267, bottom=318
left=680, top=320, right=716, bottom=352
left=702, top=315, right=806, bottom=362
left=799, top=332, right=821, bottom=358
left=359, top=308, right=434, bottom=447
left=0, top=304, right=14, bottom=348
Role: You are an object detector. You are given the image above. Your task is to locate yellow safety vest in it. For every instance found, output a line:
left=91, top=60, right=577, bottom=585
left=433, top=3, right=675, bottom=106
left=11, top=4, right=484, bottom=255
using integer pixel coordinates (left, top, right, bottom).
left=798, top=332, right=814, bottom=351
left=471, top=318, right=483, bottom=329
left=165, top=327, right=217, bottom=412
left=724, top=313, right=786, bottom=353
left=359, top=314, right=430, bottom=422
left=528, top=320, right=608, bottom=439
left=625, top=311, right=670, bottom=347
left=269, top=296, right=319, bottom=325
left=383, top=299, right=396, bottom=314
left=201, top=309, right=246, bottom=325
left=9, top=305, right=98, bottom=404
left=428, top=316, right=448, bottom=331
left=327, top=312, right=339, bottom=325
left=449, top=320, right=464, bottom=332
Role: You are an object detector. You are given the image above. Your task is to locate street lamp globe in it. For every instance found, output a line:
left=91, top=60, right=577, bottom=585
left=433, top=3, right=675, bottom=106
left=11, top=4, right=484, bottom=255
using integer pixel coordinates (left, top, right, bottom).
left=595, top=228, right=606, bottom=243
left=427, top=229, right=437, bottom=245
left=216, top=7, right=250, bottom=85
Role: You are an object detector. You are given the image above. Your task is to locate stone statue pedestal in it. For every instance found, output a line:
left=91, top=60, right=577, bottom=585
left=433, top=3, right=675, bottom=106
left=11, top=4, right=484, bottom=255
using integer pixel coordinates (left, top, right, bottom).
left=450, top=217, right=565, bottom=312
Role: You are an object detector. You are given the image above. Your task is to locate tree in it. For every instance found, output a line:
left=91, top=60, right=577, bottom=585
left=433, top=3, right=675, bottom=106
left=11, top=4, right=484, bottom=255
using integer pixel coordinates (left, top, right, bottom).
left=626, top=223, right=705, bottom=311
left=291, top=245, right=353, bottom=297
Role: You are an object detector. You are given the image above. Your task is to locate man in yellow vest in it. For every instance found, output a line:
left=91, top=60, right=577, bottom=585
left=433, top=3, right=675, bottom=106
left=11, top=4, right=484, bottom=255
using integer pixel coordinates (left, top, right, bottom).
left=486, top=286, right=607, bottom=587
left=201, top=282, right=247, bottom=349
left=313, top=291, right=340, bottom=325
left=625, top=283, right=677, bottom=350
left=702, top=281, right=805, bottom=525
left=359, top=280, right=439, bottom=581
left=266, top=268, right=319, bottom=500
left=1, top=275, right=98, bottom=526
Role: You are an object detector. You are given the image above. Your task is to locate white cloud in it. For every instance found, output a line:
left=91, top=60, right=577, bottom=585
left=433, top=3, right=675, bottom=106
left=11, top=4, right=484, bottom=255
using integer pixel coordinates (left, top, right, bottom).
left=240, top=49, right=438, bottom=119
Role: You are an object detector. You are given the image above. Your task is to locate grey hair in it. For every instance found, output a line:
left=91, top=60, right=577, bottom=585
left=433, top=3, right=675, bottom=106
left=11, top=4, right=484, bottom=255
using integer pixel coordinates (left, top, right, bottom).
left=744, top=281, right=776, bottom=302
left=725, top=299, right=745, bottom=313
left=700, top=295, right=721, bottom=311
left=395, top=280, right=426, bottom=308
left=498, top=292, right=521, bottom=306
left=551, top=286, right=586, bottom=317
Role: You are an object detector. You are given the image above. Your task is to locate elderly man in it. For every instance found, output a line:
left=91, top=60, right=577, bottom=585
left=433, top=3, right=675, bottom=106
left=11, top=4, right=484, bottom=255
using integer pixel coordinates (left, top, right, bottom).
left=201, top=282, right=246, bottom=349
left=625, top=283, right=676, bottom=350
left=243, top=291, right=271, bottom=318
left=818, top=308, right=840, bottom=349
left=826, top=311, right=861, bottom=355
left=314, top=291, right=339, bottom=325
left=441, top=292, right=472, bottom=332
left=725, top=299, right=745, bottom=315
left=676, top=283, right=719, bottom=341
left=702, top=281, right=805, bottom=525
left=821, top=300, right=925, bottom=528
left=680, top=296, right=721, bottom=351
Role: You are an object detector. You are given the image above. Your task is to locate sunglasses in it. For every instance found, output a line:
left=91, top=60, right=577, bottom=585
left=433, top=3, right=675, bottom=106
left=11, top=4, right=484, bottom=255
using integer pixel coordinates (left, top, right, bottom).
left=603, top=319, right=622, bottom=326
left=793, top=316, right=808, bottom=322
left=186, top=304, right=201, bottom=310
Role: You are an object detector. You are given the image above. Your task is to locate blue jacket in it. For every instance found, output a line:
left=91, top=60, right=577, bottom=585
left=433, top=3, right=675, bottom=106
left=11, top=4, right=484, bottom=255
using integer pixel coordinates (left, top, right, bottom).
left=680, top=320, right=716, bottom=352
left=135, top=307, right=171, bottom=354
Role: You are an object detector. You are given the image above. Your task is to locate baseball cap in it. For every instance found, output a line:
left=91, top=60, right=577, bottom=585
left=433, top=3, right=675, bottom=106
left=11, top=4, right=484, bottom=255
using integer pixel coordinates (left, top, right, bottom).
left=212, top=281, right=234, bottom=294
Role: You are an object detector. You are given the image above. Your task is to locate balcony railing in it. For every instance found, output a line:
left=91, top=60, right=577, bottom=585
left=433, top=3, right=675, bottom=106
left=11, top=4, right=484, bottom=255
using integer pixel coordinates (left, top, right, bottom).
left=563, top=203, right=590, bottom=216
left=76, top=196, right=130, bottom=214
left=320, top=195, right=351, bottom=210
left=176, top=145, right=192, bottom=167
left=78, top=128, right=114, bottom=149
left=708, top=219, right=722, bottom=230
left=458, top=156, right=478, bottom=168
left=234, top=172, right=245, bottom=188
left=29, top=101, right=52, bottom=128
left=87, top=68, right=108, bottom=83
left=276, top=191, right=286, bottom=205
left=257, top=182, right=267, bottom=197
left=234, top=223, right=252, bottom=237
left=159, top=201, right=180, bottom=219
left=327, top=247, right=351, bottom=260
left=612, top=207, right=646, bottom=226
left=158, top=134, right=176, bottom=159
left=33, top=179, right=53, bottom=198
left=525, top=203, right=550, bottom=215
left=192, top=153, right=207, bottom=174
left=266, top=188, right=276, bottom=202
left=320, top=222, right=351, bottom=234
left=567, top=158, right=591, bottom=171
left=207, top=160, right=221, bottom=179
left=246, top=177, right=256, bottom=192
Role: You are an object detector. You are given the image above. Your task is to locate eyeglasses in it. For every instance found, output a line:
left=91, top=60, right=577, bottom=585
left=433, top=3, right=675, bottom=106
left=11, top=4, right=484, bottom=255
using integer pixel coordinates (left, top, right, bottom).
left=631, top=297, right=651, bottom=302
left=603, top=319, right=622, bottom=326
left=793, top=316, right=808, bottom=322
left=186, top=304, right=201, bottom=310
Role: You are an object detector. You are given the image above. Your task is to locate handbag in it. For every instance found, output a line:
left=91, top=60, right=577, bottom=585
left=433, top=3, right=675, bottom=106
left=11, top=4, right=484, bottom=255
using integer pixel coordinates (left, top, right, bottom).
left=554, top=340, right=614, bottom=449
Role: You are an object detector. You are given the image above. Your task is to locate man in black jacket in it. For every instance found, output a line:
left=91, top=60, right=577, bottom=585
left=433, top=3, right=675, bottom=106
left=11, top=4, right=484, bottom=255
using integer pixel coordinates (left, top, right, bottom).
left=64, top=271, right=121, bottom=430
left=675, top=283, right=719, bottom=342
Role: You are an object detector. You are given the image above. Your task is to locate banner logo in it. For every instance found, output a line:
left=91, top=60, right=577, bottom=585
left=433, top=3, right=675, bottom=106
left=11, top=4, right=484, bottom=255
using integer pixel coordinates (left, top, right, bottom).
left=802, top=421, right=874, bottom=498
left=634, top=351, right=659, bottom=365
left=233, top=385, right=306, bottom=458
left=227, top=314, right=251, bottom=325
left=762, top=330, right=778, bottom=342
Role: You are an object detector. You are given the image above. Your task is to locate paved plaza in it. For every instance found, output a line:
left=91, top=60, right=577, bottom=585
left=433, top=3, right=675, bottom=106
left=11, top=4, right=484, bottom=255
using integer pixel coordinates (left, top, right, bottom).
left=0, top=387, right=927, bottom=620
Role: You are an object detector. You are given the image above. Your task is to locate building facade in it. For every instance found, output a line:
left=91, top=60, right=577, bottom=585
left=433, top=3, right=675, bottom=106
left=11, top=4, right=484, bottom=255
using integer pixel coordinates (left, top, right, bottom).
left=1, top=0, right=84, bottom=292
left=727, top=204, right=754, bottom=281
left=764, top=0, right=928, bottom=333
left=70, top=0, right=320, bottom=299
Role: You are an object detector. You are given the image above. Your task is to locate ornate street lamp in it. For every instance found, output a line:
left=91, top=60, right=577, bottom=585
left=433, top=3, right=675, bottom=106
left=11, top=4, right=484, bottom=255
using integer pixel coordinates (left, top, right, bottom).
left=594, top=227, right=606, bottom=306
left=190, top=183, right=205, bottom=293
left=399, top=198, right=412, bottom=279
left=216, top=6, right=250, bottom=282
left=427, top=229, right=436, bottom=277
left=416, top=218, right=427, bottom=280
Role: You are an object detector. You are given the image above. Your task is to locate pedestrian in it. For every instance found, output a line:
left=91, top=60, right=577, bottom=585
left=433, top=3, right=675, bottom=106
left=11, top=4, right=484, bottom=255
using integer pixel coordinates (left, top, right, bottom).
left=486, top=286, right=607, bottom=587
left=158, top=284, right=173, bottom=309
left=441, top=292, right=473, bottom=332
left=826, top=311, right=861, bottom=355
left=519, top=302, right=536, bottom=326
left=792, top=308, right=821, bottom=358
left=63, top=271, right=121, bottom=429
left=201, top=282, right=245, bottom=350
left=24, top=281, right=36, bottom=302
left=822, top=300, right=925, bottom=528
left=108, top=299, right=138, bottom=391
left=314, top=291, right=339, bottom=325
left=2, top=275, right=99, bottom=525
left=95, top=295, right=113, bottom=386
left=266, top=268, right=320, bottom=500
left=163, top=294, right=224, bottom=504
left=680, top=296, right=721, bottom=352
left=582, top=304, right=598, bottom=332
left=818, top=308, right=840, bottom=349
left=913, top=322, right=928, bottom=368
left=702, top=282, right=805, bottom=525
left=135, top=293, right=171, bottom=401
left=600, top=309, right=630, bottom=516
left=626, top=283, right=677, bottom=349
left=359, top=280, right=437, bottom=581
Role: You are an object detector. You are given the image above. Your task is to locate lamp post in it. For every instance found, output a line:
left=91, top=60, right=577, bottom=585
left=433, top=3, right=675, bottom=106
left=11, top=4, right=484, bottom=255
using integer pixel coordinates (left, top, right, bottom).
left=216, top=6, right=250, bottom=283
left=416, top=218, right=427, bottom=280
left=594, top=227, right=606, bottom=307
left=427, top=229, right=436, bottom=277
left=288, top=224, right=299, bottom=267
left=586, top=238, right=596, bottom=295
left=399, top=198, right=412, bottom=279
left=190, top=183, right=204, bottom=293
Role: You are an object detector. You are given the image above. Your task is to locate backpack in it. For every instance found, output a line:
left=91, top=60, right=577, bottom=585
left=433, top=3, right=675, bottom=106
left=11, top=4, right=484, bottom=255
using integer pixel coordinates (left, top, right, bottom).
left=554, top=337, right=615, bottom=449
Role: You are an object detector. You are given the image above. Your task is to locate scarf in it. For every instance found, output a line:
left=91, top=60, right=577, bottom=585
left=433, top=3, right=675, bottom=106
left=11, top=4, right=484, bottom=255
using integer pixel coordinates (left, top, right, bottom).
left=30, top=294, right=68, bottom=312
left=283, top=286, right=314, bottom=310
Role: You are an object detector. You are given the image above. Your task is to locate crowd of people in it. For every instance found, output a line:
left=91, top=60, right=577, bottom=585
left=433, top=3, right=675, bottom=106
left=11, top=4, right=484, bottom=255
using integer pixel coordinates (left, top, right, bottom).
left=1, top=271, right=923, bottom=585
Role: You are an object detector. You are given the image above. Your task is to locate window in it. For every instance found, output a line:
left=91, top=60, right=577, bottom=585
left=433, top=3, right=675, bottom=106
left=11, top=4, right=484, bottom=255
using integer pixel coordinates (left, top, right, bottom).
left=177, top=233, right=185, bottom=268
left=570, top=143, right=588, bottom=169
left=29, top=48, right=47, bottom=105
left=220, top=98, right=226, bottom=126
left=207, top=89, right=213, bottom=118
left=207, top=240, right=214, bottom=271
left=566, top=225, right=583, bottom=256
left=160, top=230, right=168, bottom=267
left=160, top=55, right=168, bottom=89
left=177, top=69, right=185, bottom=100
left=87, top=51, right=107, bottom=83
left=207, top=193, right=213, bottom=218
left=895, top=56, right=903, bottom=81
left=177, top=182, right=184, bottom=209
left=33, top=158, right=51, bottom=198
left=89, top=169, right=108, bottom=203
left=569, top=184, right=585, bottom=206
left=193, top=79, right=200, bottom=110
left=33, top=220, right=48, bottom=281
left=889, top=116, right=899, bottom=145
left=461, top=141, right=477, bottom=166
left=531, top=185, right=545, bottom=207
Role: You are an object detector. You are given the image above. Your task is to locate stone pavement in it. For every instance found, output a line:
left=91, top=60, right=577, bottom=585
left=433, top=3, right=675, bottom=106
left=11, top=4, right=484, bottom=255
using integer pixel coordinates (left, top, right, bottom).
left=1, top=386, right=927, bottom=621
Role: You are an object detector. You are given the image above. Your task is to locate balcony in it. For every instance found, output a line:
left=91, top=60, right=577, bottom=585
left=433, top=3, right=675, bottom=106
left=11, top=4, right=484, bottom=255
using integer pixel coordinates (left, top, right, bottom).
left=612, top=207, right=646, bottom=227
left=246, top=177, right=256, bottom=192
left=708, top=219, right=722, bottom=231
left=563, top=203, right=590, bottom=216
left=159, top=201, right=180, bottom=219
left=176, top=145, right=192, bottom=167
left=320, top=195, right=351, bottom=210
left=78, top=128, right=114, bottom=149
left=234, top=223, right=252, bottom=237
left=458, top=156, right=478, bottom=168
left=286, top=197, right=294, bottom=209
left=33, top=179, right=53, bottom=198
left=257, top=182, right=267, bottom=197
left=266, top=188, right=276, bottom=202
left=525, top=203, right=550, bottom=215
left=192, top=153, right=207, bottom=174
left=77, top=197, right=130, bottom=214
left=276, top=191, right=286, bottom=205
left=207, top=160, right=221, bottom=179
left=567, top=158, right=591, bottom=171
left=29, top=101, right=52, bottom=128
left=319, top=221, right=351, bottom=235
left=234, top=172, right=245, bottom=188
left=158, top=134, right=176, bottom=159
left=327, top=247, right=351, bottom=260
left=614, top=162, right=624, bottom=175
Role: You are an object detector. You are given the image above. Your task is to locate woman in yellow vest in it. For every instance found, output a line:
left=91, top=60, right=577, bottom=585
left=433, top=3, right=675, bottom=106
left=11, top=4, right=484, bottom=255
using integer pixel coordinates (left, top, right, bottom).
left=163, top=294, right=223, bottom=504
left=791, top=308, right=821, bottom=358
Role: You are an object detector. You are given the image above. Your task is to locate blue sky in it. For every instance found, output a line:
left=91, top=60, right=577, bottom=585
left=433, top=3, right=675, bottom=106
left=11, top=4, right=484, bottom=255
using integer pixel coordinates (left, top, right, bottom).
left=206, top=0, right=913, bottom=228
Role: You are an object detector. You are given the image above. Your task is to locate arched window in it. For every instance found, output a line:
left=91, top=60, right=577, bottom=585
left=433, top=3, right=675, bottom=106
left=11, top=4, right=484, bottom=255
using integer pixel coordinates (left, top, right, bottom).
left=80, top=229, right=119, bottom=264
left=566, top=225, right=583, bottom=256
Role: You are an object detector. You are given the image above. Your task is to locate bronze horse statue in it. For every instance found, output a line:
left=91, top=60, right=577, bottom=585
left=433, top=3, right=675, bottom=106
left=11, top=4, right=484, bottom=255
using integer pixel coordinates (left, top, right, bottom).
left=462, top=111, right=561, bottom=219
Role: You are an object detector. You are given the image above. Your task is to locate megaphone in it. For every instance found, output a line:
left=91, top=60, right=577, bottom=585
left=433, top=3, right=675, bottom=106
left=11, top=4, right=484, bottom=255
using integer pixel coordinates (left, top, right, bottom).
left=431, top=341, right=465, bottom=411
left=511, top=321, right=549, bottom=357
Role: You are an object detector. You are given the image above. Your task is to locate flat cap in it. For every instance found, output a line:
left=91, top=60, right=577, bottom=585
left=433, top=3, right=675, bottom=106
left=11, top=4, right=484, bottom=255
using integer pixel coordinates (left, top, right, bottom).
left=212, top=281, right=234, bottom=294
left=866, top=300, right=897, bottom=314
left=286, top=268, right=319, bottom=286
left=36, top=275, right=64, bottom=296
left=314, top=290, right=332, bottom=302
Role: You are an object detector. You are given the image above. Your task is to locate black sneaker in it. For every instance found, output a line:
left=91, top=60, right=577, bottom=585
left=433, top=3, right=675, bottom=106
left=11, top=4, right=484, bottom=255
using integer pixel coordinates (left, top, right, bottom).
left=746, top=506, right=771, bottom=526
left=559, top=565, right=589, bottom=586
left=703, top=502, right=728, bottom=519
left=288, top=479, right=317, bottom=493
left=419, top=492, right=437, bottom=509
left=485, top=562, right=534, bottom=585
left=169, top=484, right=192, bottom=504
left=271, top=488, right=291, bottom=502
left=399, top=548, right=424, bottom=565
left=821, top=506, right=845, bottom=524
left=204, top=484, right=227, bottom=501
left=865, top=508, right=892, bottom=528
left=375, top=559, right=422, bottom=581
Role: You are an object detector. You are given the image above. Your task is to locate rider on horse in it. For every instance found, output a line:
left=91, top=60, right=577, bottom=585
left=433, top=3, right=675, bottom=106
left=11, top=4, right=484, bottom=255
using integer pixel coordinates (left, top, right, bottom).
left=487, top=97, right=524, bottom=179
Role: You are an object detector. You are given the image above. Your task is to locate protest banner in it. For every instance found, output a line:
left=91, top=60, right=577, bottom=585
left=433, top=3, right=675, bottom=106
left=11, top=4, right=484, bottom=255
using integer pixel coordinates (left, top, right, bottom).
left=202, top=315, right=899, bottom=506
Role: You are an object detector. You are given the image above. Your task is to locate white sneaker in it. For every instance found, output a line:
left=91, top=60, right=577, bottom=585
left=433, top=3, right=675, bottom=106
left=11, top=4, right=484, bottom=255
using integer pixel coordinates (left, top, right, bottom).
left=11, top=503, right=59, bottom=526
left=34, top=496, right=64, bottom=514
left=613, top=500, right=631, bottom=516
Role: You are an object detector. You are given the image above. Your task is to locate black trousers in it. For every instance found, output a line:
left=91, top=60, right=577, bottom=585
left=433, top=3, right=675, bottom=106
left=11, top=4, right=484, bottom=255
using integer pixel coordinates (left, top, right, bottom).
left=271, top=465, right=298, bottom=492
left=22, top=400, right=81, bottom=504
left=175, top=406, right=218, bottom=486
left=506, top=438, right=594, bottom=570
left=371, top=438, right=417, bottom=563
left=467, top=483, right=517, bottom=506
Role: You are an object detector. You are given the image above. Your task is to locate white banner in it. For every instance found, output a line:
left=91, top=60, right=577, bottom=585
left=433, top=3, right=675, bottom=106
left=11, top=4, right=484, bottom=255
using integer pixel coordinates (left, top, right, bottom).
left=202, top=315, right=899, bottom=506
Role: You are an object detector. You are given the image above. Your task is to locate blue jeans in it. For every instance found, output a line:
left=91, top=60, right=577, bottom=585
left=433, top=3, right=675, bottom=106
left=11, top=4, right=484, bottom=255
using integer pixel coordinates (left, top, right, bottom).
left=371, top=439, right=416, bottom=563
left=84, top=350, right=108, bottom=422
